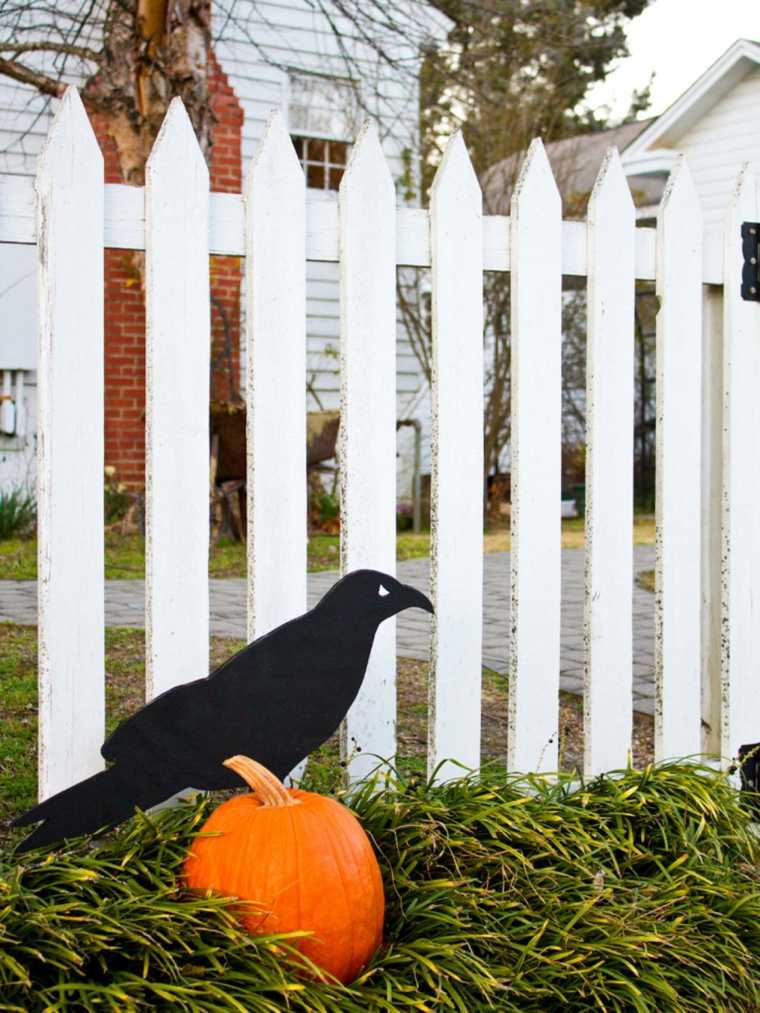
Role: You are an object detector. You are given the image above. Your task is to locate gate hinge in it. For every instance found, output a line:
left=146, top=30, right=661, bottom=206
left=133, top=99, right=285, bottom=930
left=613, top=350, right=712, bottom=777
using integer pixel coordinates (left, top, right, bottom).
left=741, top=222, right=760, bottom=301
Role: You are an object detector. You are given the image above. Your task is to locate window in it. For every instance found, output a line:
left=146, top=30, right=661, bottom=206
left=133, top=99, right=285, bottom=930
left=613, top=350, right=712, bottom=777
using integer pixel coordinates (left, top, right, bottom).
left=291, top=136, right=349, bottom=191
left=288, top=72, right=358, bottom=191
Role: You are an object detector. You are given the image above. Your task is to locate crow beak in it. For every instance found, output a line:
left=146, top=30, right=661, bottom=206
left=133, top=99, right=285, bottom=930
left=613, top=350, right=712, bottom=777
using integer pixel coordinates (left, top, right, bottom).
left=402, top=584, right=434, bottom=614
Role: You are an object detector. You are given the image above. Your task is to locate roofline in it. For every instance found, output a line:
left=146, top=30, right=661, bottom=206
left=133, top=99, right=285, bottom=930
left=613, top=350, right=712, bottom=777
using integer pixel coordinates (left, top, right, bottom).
left=622, top=38, right=760, bottom=161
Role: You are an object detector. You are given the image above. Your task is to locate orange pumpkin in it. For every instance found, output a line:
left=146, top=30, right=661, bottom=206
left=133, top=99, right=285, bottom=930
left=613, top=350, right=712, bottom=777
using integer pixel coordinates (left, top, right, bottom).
left=183, top=755, right=385, bottom=984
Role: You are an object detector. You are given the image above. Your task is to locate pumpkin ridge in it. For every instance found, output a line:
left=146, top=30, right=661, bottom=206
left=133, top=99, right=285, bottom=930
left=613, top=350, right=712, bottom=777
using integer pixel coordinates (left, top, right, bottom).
left=288, top=802, right=304, bottom=953
left=316, top=797, right=358, bottom=982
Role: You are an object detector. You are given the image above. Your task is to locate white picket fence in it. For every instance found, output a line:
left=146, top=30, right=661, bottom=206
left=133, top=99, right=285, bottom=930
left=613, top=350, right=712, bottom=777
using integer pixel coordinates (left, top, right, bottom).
left=1, top=86, right=759, bottom=802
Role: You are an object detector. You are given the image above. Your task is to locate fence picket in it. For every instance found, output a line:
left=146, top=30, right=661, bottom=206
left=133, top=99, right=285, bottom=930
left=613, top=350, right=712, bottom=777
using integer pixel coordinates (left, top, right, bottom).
left=36, top=88, right=105, bottom=799
left=721, top=164, right=760, bottom=765
left=145, top=99, right=210, bottom=700
left=508, top=140, right=562, bottom=773
left=338, top=122, right=397, bottom=780
left=245, top=112, right=307, bottom=643
left=584, top=149, right=635, bottom=776
left=655, top=158, right=703, bottom=760
left=429, top=132, right=484, bottom=780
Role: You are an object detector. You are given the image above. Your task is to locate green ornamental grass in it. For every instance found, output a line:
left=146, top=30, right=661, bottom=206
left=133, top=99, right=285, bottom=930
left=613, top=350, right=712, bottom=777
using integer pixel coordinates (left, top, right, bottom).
left=0, top=762, right=759, bottom=1011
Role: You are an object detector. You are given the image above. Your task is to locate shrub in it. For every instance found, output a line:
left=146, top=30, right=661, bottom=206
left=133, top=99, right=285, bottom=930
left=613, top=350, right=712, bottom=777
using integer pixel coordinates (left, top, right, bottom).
left=0, top=487, right=35, bottom=539
left=1, top=764, right=759, bottom=1011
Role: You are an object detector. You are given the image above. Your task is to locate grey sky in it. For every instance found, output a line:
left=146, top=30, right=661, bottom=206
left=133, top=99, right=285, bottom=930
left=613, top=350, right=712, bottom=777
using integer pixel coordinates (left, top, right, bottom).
left=588, top=0, right=758, bottom=120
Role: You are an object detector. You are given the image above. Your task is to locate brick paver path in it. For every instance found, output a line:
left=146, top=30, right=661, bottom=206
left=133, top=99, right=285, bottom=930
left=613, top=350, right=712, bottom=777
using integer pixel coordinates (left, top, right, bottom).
left=0, top=546, right=656, bottom=714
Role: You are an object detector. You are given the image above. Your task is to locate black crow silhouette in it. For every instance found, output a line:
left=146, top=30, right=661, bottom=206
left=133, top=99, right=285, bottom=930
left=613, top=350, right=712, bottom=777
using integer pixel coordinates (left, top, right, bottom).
left=14, top=569, right=433, bottom=852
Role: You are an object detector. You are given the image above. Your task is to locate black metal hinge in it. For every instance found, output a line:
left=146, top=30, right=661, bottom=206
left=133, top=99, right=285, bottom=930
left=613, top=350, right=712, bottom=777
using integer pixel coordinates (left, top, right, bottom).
left=741, top=222, right=760, bottom=301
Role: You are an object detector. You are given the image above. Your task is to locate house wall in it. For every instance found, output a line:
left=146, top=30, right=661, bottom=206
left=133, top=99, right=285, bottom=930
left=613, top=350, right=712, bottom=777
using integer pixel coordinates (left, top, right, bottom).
left=212, top=0, right=440, bottom=498
left=0, top=0, right=442, bottom=499
left=670, top=66, right=760, bottom=228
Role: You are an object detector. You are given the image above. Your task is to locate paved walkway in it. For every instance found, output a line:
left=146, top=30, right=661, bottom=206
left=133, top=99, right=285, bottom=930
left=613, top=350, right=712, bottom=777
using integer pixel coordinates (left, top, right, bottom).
left=0, top=546, right=656, bottom=713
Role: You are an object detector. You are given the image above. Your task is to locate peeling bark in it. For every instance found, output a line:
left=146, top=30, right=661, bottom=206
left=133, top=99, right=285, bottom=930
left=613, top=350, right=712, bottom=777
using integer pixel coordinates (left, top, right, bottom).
left=83, top=0, right=212, bottom=185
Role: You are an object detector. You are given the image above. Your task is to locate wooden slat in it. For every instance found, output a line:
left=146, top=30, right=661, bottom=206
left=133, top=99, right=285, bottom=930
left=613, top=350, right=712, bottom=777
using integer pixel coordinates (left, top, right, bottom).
left=36, top=87, right=105, bottom=799
left=428, top=132, right=484, bottom=780
left=508, top=140, right=562, bottom=773
left=0, top=176, right=726, bottom=283
left=145, top=99, right=210, bottom=700
left=584, top=148, right=635, bottom=776
left=245, top=111, right=307, bottom=643
left=721, top=164, right=760, bottom=765
left=655, top=157, right=703, bottom=760
left=338, top=122, right=397, bottom=781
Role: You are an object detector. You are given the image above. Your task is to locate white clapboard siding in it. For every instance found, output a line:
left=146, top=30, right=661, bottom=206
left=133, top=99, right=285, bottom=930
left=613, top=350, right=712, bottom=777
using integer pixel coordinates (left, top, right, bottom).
left=721, top=164, right=760, bottom=764
left=584, top=148, right=635, bottom=776
left=508, top=140, right=562, bottom=773
left=245, top=111, right=307, bottom=643
left=145, top=99, right=210, bottom=700
left=428, top=132, right=484, bottom=780
left=36, top=88, right=105, bottom=800
left=338, top=122, right=397, bottom=780
left=655, top=158, right=703, bottom=760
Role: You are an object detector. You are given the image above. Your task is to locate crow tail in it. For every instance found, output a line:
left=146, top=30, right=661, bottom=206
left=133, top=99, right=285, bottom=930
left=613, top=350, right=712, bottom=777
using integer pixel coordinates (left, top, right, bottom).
left=13, top=766, right=168, bottom=854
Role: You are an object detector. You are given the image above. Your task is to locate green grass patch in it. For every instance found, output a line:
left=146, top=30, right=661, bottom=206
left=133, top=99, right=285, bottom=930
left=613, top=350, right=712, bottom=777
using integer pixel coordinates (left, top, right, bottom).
left=0, top=532, right=437, bottom=581
left=0, top=765, right=759, bottom=1010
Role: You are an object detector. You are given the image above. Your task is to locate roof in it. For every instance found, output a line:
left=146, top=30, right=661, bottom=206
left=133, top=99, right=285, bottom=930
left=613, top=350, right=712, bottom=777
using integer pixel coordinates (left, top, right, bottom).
left=622, top=38, right=760, bottom=171
left=482, top=119, right=665, bottom=215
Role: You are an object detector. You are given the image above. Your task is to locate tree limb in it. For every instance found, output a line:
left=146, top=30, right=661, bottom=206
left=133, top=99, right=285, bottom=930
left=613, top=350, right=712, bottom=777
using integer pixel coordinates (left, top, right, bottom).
left=0, top=57, right=65, bottom=97
left=0, top=41, right=100, bottom=62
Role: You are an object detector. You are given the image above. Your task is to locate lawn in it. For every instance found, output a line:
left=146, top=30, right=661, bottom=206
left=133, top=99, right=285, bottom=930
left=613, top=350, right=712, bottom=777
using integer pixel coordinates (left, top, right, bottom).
left=0, top=516, right=656, bottom=581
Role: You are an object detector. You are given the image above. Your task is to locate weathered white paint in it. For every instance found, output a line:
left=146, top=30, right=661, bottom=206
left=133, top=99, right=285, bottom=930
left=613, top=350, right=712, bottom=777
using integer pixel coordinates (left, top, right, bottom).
left=428, top=132, right=483, bottom=780
left=144, top=99, right=210, bottom=700
left=245, top=111, right=307, bottom=643
left=584, top=148, right=635, bottom=776
left=36, top=88, right=105, bottom=800
left=508, top=140, right=562, bottom=774
left=721, top=164, right=760, bottom=765
left=0, top=175, right=727, bottom=283
left=338, top=122, right=397, bottom=780
left=655, top=158, right=703, bottom=761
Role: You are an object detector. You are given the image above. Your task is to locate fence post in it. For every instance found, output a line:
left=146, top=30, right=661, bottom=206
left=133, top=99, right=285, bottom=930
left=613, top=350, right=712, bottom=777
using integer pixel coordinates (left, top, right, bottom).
left=428, top=132, right=483, bottom=781
left=583, top=148, right=635, bottom=776
left=338, top=122, right=397, bottom=781
left=245, top=111, right=307, bottom=644
left=654, top=157, right=703, bottom=760
left=36, top=87, right=105, bottom=799
left=144, top=99, right=210, bottom=700
left=720, top=164, right=760, bottom=765
left=508, top=140, right=562, bottom=773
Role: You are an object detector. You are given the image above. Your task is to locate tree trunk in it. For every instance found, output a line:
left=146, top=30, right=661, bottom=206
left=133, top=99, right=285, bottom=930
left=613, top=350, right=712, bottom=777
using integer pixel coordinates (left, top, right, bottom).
left=83, top=0, right=212, bottom=185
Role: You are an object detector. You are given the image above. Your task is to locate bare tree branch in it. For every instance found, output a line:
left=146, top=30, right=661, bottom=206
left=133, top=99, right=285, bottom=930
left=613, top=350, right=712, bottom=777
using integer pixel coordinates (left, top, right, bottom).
left=0, top=57, right=65, bottom=97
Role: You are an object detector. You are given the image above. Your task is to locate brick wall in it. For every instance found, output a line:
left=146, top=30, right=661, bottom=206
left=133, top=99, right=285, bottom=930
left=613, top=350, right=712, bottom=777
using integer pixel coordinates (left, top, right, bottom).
left=92, top=50, right=244, bottom=489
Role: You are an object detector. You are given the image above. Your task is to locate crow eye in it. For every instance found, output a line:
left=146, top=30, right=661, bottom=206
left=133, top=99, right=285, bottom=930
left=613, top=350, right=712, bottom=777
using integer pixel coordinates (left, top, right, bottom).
left=378, top=584, right=390, bottom=597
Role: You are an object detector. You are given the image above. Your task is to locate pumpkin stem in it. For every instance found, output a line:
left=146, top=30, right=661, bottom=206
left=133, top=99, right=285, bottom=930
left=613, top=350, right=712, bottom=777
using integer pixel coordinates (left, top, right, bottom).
left=223, top=755, right=299, bottom=807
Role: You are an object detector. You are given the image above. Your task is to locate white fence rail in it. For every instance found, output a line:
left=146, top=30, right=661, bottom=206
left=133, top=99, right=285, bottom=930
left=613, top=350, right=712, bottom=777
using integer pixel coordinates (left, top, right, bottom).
left=2, top=86, right=760, bottom=798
